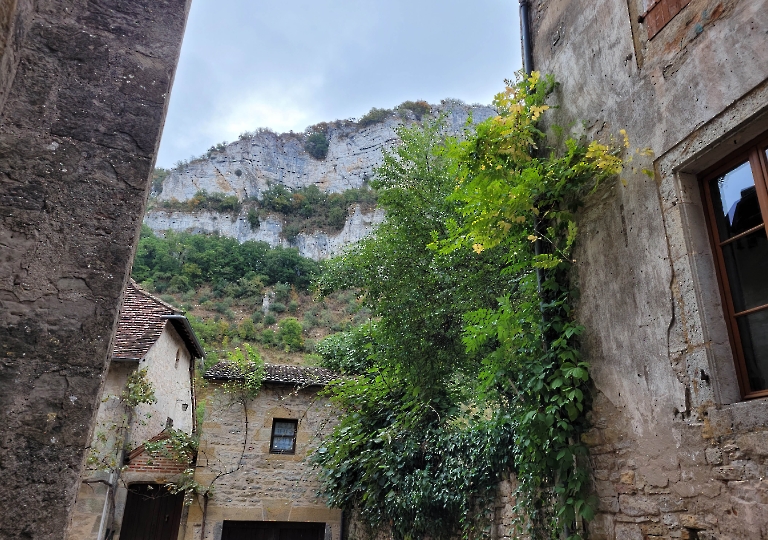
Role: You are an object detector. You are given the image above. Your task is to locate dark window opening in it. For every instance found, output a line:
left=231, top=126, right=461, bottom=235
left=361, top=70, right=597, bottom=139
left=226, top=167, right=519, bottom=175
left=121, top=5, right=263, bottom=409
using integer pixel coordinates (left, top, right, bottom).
left=270, top=419, right=298, bottom=454
left=702, top=135, right=768, bottom=398
left=222, top=520, right=325, bottom=540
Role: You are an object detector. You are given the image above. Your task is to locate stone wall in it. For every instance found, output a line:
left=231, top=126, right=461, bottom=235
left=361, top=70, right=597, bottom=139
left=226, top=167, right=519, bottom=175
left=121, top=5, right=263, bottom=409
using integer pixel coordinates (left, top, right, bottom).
left=184, top=383, right=342, bottom=540
left=0, top=1, right=191, bottom=538
left=527, top=0, right=768, bottom=537
left=133, top=322, right=194, bottom=443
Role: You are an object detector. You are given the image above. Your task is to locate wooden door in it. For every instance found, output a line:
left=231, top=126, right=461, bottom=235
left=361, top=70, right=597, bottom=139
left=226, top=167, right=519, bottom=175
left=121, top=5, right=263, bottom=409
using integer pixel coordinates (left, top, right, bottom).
left=119, top=484, right=184, bottom=540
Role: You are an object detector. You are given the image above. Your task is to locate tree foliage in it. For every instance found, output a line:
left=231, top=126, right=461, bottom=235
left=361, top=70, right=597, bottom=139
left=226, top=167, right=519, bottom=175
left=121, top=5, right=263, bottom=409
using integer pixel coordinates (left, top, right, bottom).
left=312, top=72, right=625, bottom=540
left=132, top=227, right=320, bottom=292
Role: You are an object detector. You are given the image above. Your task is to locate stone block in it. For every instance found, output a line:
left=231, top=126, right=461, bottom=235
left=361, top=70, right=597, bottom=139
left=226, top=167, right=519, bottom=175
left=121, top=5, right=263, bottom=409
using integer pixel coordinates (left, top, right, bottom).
left=736, top=431, right=768, bottom=458
left=705, top=447, right=723, bottom=465
left=619, top=494, right=661, bottom=517
left=614, top=522, right=644, bottom=540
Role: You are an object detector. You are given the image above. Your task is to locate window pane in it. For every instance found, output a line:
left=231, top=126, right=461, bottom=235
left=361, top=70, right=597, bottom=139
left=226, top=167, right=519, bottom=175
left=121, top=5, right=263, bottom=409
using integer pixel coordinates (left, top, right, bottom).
left=274, top=421, right=296, bottom=437
left=710, top=160, right=761, bottom=240
left=272, top=436, right=294, bottom=451
left=720, top=228, right=768, bottom=312
left=736, top=309, right=768, bottom=392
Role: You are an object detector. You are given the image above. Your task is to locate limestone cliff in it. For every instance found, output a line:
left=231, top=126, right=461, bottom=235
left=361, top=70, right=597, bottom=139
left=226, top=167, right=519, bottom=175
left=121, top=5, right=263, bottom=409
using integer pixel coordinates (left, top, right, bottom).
left=145, top=101, right=495, bottom=260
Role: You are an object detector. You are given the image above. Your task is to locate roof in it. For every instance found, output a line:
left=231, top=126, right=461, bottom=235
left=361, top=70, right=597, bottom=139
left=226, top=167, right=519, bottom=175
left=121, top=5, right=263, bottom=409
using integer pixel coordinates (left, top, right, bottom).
left=204, top=362, right=339, bottom=387
left=112, top=280, right=204, bottom=360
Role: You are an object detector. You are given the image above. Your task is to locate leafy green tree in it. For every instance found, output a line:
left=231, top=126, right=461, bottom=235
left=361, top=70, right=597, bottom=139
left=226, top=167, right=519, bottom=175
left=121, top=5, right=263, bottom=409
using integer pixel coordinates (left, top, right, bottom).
left=312, top=118, right=514, bottom=539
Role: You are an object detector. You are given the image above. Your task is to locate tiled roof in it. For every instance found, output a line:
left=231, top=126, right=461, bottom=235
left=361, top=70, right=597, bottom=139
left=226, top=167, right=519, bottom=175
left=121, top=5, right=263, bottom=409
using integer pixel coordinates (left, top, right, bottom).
left=112, top=280, right=181, bottom=361
left=204, top=362, right=339, bottom=387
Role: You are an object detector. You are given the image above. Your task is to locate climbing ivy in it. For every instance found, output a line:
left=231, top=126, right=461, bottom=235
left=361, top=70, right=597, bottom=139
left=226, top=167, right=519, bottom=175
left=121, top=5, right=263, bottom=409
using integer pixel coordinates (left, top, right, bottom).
left=312, top=72, right=625, bottom=540
left=440, top=71, right=624, bottom=537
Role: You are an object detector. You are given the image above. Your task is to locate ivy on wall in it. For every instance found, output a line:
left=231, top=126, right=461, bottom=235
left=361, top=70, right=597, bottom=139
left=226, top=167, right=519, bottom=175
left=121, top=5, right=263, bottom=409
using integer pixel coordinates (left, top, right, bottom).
left=312, top=72, right=625, bottom=539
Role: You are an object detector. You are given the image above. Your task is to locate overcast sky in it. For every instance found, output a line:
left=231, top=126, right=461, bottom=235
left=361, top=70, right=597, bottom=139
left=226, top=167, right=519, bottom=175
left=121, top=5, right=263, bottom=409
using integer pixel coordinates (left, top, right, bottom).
left=156, top=1, right=522, bottom=168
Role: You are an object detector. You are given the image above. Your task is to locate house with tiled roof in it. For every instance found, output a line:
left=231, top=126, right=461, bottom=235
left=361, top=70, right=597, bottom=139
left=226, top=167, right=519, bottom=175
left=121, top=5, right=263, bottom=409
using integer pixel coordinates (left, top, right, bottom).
left=177, top=362, right=343, bottom=540
left=68, top=280, right=204, bottom=540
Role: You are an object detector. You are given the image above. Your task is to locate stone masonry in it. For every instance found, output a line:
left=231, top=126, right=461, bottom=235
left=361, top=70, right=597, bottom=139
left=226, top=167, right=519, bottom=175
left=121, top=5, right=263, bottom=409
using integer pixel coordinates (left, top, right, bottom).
left=184, top=376, right=342, bottom=540
left=0, top=1, right=190, bottom=538
left=527, top=0, right=768, bottom=537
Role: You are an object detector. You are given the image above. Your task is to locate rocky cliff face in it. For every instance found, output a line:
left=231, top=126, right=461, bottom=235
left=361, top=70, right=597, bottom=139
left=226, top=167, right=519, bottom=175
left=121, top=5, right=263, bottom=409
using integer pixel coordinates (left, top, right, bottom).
left=145, top=101, right=495, bottom=260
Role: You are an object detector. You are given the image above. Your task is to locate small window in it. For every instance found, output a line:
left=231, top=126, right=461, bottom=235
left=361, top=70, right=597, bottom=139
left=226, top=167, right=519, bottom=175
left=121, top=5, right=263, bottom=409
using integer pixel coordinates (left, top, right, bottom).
left=702, top=135, right=768, bottom=398
left=270, top=419, right=297, bottom=454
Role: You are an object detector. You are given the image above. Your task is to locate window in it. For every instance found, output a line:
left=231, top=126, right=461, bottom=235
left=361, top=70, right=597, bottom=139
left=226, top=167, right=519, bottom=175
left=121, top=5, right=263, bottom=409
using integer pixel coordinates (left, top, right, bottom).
left=269, top=419, right=297, bottom=454
left=702, top=135, right=768, bottom=398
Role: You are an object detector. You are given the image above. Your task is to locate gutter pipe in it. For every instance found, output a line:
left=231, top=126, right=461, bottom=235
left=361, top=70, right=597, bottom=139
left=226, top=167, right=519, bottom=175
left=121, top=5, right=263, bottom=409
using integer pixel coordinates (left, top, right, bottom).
left=519, top=1, right=546, bottom=305
left=518, top=3, right=573, bottom=538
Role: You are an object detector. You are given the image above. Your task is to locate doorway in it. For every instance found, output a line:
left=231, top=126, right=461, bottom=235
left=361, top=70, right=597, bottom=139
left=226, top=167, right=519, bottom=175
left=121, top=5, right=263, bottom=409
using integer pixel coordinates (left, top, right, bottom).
left=119, top=484, right=184, bottom=540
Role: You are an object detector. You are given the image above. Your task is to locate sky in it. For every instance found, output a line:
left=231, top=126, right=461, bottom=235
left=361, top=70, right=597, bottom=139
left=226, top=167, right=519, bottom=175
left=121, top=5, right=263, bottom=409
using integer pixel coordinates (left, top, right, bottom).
left=156, top=0, right=522, bottom=169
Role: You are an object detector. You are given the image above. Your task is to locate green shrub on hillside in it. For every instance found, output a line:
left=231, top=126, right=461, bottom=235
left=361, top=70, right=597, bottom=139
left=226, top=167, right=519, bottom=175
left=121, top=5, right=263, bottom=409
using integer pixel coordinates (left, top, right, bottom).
left=397, top=100, right=431, bottom=120
left=277, top=317, right=304, bottom=352
left=161, top=190, right=241, bottom=214
left=358, top=107, right=391, bottom=127
left=304, top=131, right=330, bottom=160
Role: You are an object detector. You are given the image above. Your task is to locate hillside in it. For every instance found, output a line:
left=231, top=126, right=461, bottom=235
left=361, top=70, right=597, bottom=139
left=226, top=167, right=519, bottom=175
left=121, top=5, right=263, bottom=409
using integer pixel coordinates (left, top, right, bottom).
left=144, top=100, right=495, bottom=260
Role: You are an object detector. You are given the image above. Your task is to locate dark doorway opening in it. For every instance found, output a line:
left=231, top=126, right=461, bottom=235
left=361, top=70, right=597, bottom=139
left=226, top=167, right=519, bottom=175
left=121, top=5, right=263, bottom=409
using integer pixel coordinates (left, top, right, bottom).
left=222, top=520, right=326, bottom=540
left=120, top=484, right=185, bottom=540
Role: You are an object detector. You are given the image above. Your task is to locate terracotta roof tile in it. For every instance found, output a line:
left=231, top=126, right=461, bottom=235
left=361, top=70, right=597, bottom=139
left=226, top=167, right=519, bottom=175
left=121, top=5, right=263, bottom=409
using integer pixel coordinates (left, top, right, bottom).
left=112, top=280, right=181, bottom=361
left=204, top=362, right=339, bottom=386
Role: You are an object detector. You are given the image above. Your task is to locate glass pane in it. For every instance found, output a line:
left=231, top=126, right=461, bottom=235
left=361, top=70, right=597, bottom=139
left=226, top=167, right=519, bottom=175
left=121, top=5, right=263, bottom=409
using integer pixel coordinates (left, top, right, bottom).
left=274, top=421, right=296, bottom=437
left=736, top=309, right=768, bottom=392
left=710, top=160, right=762, bottom=240
left=721, top=228, right=768, bottom=312
left=272, top=436, right=294, bottom=452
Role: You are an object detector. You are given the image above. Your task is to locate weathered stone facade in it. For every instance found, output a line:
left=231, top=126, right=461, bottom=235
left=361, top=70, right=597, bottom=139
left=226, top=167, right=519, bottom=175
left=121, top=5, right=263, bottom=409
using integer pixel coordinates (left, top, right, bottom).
left=0, top=2, right=190, bottom=535
left=527, top=0, right=768, bottom=537
left=68, top=281, right=202, bottom=539
left=184, top=375, right=342, bottom=540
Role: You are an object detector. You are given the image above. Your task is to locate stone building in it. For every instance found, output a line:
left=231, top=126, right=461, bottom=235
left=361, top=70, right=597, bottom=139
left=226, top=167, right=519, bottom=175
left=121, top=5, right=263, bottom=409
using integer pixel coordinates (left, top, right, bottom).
left=67, top=280, right=204, bottom=540
left=0, top=1, right=190, bottom=538
left=523, top=0, right=768, bottom=537
left=183, top=362, right=342, bottom=540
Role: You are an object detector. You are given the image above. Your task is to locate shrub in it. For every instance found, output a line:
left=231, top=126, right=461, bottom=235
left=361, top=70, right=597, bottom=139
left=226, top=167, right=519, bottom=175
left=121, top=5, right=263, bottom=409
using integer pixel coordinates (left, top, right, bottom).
left=238, top=318, right=257, bottom=340
left=277, top=317, right=304, bottom=352
left=270, top=302, right=286, bottom=313
left=304, top=131, right=329, bottom=160
left=288, top=300, right=299, bottom=313
left=260, top=328, right=275, bottom=345
left=358, top=107, right=391, bottom=127
left=397, top=100, right=431, bottom=120
left=264, top=314, right=276, bottom=325
left=251, top=311, right=264, bottom=323
left=273, top=282, right=291, bottom=302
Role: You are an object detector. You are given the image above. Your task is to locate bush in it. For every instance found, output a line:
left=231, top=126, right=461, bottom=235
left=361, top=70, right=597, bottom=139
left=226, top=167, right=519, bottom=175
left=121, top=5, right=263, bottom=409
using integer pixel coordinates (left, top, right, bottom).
left=278, top=317, right=304, bottom=352
left=238, top=318, right=257, bottom=340
left=304, top=131, right=329, bottom=160
left=260, top=328, right=275, bottom=345
left=264, top=314, right=276, bottom=325
left=247, top=208, right=259, bottom=229
left=251, top=311, right=264, bottom=323
left=273, top=282, right=291, bottom=302
left=288, top=300, right=299, bottom=313
left=397, top=100, right=431, bottom=120
left=358, top=107, right=391, bottom=127
left=270, top=302, right=286, bottom=313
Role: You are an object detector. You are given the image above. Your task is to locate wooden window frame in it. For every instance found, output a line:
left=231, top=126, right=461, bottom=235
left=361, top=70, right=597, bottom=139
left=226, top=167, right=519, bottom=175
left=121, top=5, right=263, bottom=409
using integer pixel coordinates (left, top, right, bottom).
left=269, top=418, right=298, bottom=454
left=701, top=133, right=768, bottom=399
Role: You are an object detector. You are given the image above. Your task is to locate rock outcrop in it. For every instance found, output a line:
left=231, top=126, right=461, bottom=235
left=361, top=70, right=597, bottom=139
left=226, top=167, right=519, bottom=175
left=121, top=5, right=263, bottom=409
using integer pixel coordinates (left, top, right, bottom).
left=145, top=101, right=495, bottom=259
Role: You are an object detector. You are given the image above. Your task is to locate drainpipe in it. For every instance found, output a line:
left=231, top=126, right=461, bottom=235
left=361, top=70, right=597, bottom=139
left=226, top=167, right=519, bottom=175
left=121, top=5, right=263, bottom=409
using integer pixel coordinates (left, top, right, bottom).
left=96, top=471, right=116, bottom=540
left=519, top=0, right=546, bottom=309
left=519, top=0, right=533, bottom=75
left=519, top=3, right=572, bottom=538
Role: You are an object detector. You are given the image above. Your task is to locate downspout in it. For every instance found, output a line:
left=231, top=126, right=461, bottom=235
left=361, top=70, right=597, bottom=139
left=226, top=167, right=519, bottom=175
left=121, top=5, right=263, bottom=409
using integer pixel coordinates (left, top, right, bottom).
left=519, top=0, right=547, bottom=308
left=96, top=471, right=116, bottom=540
left=519, top=3, right=572, bottom=538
